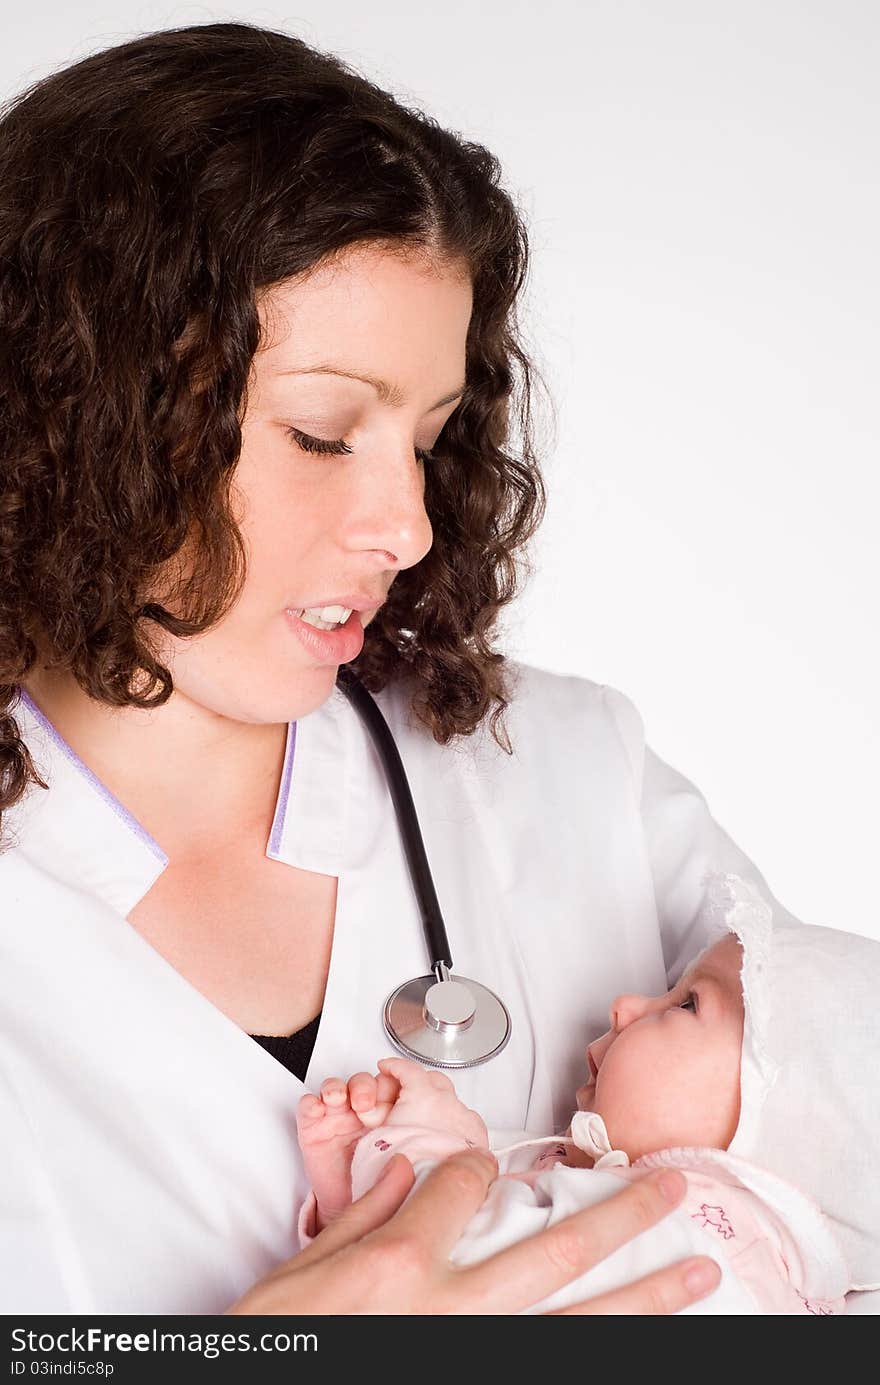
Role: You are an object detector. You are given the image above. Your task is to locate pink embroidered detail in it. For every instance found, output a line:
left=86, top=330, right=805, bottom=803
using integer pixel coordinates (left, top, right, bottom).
left=374, top=1139, right=391, bottom=1151
left=692, top=1203, right=735, bottom=1239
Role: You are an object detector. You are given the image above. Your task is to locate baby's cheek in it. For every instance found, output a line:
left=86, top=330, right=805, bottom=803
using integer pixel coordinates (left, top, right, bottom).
left=593, top=1071, right=668, bottom=1161
left=604, top=1068, right=734, bottom=1161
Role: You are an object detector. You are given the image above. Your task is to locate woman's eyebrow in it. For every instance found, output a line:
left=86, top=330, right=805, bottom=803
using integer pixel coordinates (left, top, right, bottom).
left=276, top=364, right=466, bottom=412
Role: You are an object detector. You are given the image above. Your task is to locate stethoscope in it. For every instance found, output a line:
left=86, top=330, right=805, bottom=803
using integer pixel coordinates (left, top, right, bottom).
left=335, top=664, right=512, bottom=1070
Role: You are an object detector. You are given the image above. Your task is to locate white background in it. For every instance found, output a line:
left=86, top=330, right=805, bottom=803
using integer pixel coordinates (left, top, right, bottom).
left=4, top=1, right=878, bottom=940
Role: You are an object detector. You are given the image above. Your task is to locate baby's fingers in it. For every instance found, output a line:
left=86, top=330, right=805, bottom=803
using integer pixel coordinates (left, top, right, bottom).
left=376, top=1055, right=426, bottom=1085
left=318, top=1076, right=350, bottom=1108
left=295, top=1092, right=325, bottom=1129
left=375, top=1071, right=400, bottom=1108
left=347, top=1071, right=379, bottom=1114
left=357, top=1071, right=401, bottom=1129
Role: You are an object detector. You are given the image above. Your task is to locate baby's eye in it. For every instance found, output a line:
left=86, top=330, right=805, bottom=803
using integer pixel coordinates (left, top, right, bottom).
left=678, top=992, right=698, bottom=1014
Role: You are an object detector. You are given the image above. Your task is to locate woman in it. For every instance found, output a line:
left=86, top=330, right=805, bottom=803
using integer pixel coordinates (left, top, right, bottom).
left=0, top=21, right=803, bottom=1314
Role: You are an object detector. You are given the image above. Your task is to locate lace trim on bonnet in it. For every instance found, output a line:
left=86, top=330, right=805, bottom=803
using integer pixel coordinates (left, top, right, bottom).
left=697, top=870, right=779, bottom=1159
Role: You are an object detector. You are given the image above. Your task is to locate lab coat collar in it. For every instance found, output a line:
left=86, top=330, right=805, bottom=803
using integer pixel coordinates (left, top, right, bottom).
left=264, top=683, right=356, bottom=877
left=9, top=684, right=355, bottom=918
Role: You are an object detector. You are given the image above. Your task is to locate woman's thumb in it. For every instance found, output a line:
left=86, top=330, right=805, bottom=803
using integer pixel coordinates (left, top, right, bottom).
left=293, top=1154, right=415, bottom=1265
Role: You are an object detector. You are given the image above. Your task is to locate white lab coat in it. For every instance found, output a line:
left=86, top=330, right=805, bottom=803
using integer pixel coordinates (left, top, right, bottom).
left=0, top=660, right=870, bottom=1314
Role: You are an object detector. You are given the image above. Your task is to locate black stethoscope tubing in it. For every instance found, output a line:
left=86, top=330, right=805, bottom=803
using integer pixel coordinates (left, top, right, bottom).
left=335, top=663, right=511, bottom=1068
left=335, top=663, right=452, bottom=971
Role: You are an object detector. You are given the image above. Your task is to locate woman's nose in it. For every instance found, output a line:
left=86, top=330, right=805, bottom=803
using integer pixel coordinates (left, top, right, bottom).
left=345, top=445, right=434, bottom=573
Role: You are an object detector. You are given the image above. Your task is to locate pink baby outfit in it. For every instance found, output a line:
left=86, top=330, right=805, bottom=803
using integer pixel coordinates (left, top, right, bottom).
left=298, top=872, right=879, bottom=1313
left=298, top=1114, right=849, bottom=1315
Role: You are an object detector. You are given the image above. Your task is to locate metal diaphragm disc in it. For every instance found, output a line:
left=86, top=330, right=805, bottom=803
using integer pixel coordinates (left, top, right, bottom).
left=383, top=973, right=512, bottom=1069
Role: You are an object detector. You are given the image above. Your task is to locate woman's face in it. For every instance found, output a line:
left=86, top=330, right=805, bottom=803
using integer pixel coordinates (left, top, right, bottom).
left=157, top=242, right=473, bottom=724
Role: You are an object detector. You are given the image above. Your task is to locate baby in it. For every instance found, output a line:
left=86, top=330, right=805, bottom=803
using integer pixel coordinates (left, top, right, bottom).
left=296, top=872, right=880, bottom=1314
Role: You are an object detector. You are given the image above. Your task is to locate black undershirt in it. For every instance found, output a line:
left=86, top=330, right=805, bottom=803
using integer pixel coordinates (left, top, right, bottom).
left=250, top=1012, right=322, bottom=1082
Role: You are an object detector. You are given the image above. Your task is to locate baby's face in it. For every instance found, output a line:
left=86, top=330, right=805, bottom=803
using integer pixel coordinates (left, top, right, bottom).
left=575, top=934, right=744, bottom=1162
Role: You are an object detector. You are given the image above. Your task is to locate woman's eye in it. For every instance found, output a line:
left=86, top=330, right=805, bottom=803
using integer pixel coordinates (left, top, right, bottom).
left=285, top=427, right=353, bottom=458
left=678, top=992, right=698, bottom=1014
left=285, top=426, right=435, bottom=464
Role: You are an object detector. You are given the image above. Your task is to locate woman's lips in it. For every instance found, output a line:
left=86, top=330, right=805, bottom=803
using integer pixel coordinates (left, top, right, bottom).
left=284, top=607, right=365, bottom=664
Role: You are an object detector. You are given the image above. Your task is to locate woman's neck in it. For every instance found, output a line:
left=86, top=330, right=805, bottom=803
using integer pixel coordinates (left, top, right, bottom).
left=19, top=661, right=289, bottom=858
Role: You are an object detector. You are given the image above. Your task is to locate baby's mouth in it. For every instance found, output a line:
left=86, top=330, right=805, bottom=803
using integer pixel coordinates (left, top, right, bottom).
left=575, top=1086, right=594, bottom=1113
left=574, top=1053, right=600, bottom=1110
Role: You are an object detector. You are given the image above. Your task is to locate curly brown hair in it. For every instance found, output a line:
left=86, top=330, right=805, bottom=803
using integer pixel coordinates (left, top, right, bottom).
left=0, top=21, right=551, bottom=849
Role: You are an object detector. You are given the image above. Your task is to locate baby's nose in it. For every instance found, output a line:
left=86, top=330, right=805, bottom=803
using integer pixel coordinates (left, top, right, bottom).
left=610, top=993, right=650, bottom=1031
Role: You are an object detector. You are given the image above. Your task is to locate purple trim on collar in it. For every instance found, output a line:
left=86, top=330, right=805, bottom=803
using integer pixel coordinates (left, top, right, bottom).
left=268, top=720, right=297, bottom=856
left=16, top=687, right=169, bottom=866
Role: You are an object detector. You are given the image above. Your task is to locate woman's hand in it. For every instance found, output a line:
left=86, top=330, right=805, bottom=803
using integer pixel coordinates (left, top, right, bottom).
left=226, top=1150, right=721, bottom=1315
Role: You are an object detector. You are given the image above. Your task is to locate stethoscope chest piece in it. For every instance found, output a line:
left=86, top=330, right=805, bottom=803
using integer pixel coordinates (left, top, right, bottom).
left=383, top=968, right=512, bottom=1070
left=336, top=664, right=513, bottom=1070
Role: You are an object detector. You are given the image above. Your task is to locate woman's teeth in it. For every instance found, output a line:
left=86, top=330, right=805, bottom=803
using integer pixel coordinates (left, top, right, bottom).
left=293, top=605, right=354, bottom=631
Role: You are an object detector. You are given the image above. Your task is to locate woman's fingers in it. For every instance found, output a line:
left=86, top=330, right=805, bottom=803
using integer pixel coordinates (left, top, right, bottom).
left=291, top=1155, right=417, bottom=1267
left=376, top=1148, right=499, bottom=1259
left=451, top=1168, right=690, bottom=1314
left=545, top=1256, right=721, bottom=1315
left=229, top=1156, right=720, bottom=1317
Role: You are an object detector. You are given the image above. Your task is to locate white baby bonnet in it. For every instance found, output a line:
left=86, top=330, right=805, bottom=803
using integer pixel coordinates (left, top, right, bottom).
left=692, top=870, right=880, bottom=1293
left=565, top=871, right=880, bottom=1294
